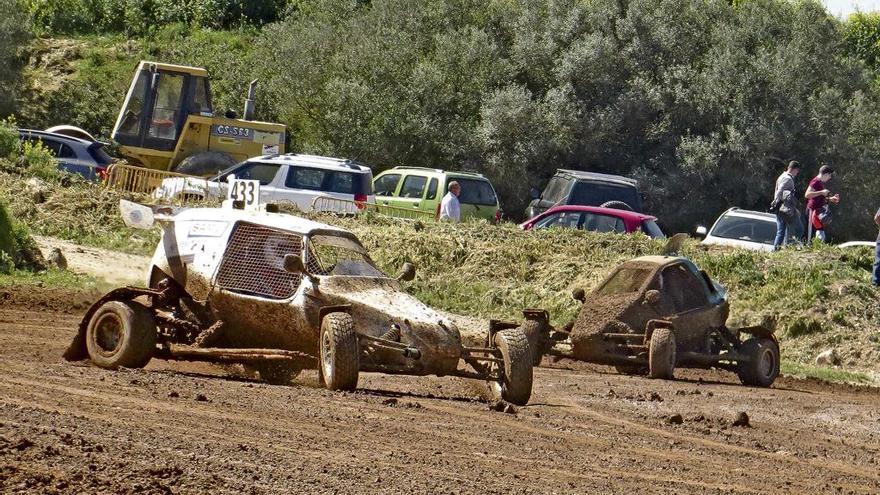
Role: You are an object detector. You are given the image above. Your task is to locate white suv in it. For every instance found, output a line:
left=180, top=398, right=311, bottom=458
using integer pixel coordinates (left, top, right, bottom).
left=696, top=208, right=791, bottom=252
left=153, top=154, right=374, bottom=212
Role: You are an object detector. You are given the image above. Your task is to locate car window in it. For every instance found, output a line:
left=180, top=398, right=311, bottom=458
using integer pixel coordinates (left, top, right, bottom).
left=399, top=175, right=427, bottom=198
left=25, top=138, right=61, bottom=156
left=541, top=177, right=569, bottom=203
left=426, top=178, right=438, bottom=200
left=570, top=182, right=640, bottom=210
left=219, top=162, right=280, bottom=185
left=535, top=211, right=582, bottom=229
left=452, top=178, right=497, bottom=206
left=374, top=173, right=401, bottom=196
left=88, top=145, right=114, bottom=165
left=709, top=215, right=776, bottom=245
left=582, top=212, right=625, bottom=233
left=598, top=267, right=652, bottom=295
left=58, top=143, right=76, bottom=159
left=661, top=264, right=708, bottom=312
left=283, top=166, right=371, bottom=194
left=641, top=220, right=666, bottom=239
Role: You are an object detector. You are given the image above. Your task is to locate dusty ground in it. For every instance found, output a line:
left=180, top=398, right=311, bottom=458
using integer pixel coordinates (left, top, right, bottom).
left=1, top=290, right=879, bottom=494
left=34, top=236, right=149, bottom=286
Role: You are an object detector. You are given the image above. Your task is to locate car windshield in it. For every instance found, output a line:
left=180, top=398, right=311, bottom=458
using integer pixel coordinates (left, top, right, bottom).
left=307, top=235, right=386, bottom=277
left=597, top=267, right=652, bottom=295
left=641, top=220, right=666, bottom=239
left=710, top=214, right=776, bottom=245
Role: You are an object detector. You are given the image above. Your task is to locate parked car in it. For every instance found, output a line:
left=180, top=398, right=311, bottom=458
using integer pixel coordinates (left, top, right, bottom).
left=519, top=205, right=665, bottom=238
left=152, top=153, right=375, bottom=212
left=525, top=255, right=780, bottom=387
left=18, top=129, right=113, bottom=181
left=696, top=208, right=792, bottom=252
left=65, top=200, right=535, bottom=405
left=525, top=169, right=643, bottom=219
left=372, top=167, right=502, bottom=222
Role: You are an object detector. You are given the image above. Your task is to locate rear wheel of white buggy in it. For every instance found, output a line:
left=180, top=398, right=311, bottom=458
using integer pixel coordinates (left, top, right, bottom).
left=648, top=327, right=676, bottom=380
left=319, top=312, right=359, bottom=391
left=489, top=329, right=533, bottom=406
left=85, top=300, right=156, bottom=369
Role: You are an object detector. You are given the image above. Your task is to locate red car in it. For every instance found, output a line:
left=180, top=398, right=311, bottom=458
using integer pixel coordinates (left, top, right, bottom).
left=520, top=205, right=665, bottom=238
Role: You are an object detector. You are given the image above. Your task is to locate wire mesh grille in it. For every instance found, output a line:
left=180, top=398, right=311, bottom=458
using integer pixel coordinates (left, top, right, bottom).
left=215, top=222, right=303, bottom=299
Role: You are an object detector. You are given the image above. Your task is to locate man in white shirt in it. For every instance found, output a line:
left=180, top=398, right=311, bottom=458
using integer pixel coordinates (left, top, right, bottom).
left=439, top=181, right=461, bottom=222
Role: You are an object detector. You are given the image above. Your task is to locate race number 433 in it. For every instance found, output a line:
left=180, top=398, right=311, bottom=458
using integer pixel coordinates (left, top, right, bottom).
left=227, top=178, right=261, bottom=210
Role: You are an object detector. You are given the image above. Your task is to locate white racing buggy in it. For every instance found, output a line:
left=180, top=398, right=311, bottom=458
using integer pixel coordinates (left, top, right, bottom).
left=64, top=200, right=533, bottom=404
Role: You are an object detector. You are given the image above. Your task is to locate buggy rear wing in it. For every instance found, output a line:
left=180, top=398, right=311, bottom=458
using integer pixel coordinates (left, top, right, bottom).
left=119, top=200, right=180, bottom=229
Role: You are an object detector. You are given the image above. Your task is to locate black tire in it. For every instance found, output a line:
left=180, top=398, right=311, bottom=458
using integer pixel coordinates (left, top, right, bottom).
left=85, top=300, right=156, bottom=369
left=254, top=361, right=302, bottom=385
left=648, top=327, right=676, bottom=379
left=319, top=312, right=359, bottom=391
left=490, top=329, right=533, bottom=406
left=173, top=151, right=237, bottom=177
left=599, top=200, right=633, bottom=211
left=737, top=338, right=780, bottom=387
left=518, top=319, right=547, bottom=366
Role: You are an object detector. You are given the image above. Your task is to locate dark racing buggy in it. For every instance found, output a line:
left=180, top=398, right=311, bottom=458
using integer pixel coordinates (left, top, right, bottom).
left=65, top=201, right=534, bottom=404
left=523, top=255, right=780, bottom=387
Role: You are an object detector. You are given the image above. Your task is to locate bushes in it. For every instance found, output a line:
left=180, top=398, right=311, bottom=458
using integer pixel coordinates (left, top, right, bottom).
left=21, top=0, right=288, bottom=35
left=0, top=198, right=44, bottom=273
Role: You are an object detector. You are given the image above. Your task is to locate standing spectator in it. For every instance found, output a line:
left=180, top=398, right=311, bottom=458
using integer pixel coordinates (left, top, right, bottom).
left=804, top=165, right=840, bottom=242
left=771, top=160, right=803, bottom=250
left=439, top=181, right=461, bottom=222
left=874, top=208, right=880, bottom=286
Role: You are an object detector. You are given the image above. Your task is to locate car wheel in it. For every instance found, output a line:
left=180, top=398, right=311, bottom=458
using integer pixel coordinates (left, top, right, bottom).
left=737, top=338, right=780, bottom=387
left=85, top=300, right=156, bottom=369
left=648, top=327, right=676, bottom=380
left=319, top=312, right=359, bottom=391
left=173, top=151, right=237, bottom=177
left=517, top=319, right=549, bottom=366
left=599, top=200, right=633, bottom=211
left=489, top=329, right=533, bottom=406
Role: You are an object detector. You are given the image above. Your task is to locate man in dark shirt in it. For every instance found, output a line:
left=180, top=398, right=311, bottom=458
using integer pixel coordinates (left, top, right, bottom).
left=805, top=165, right=840, bottom=242
left=772, top=160, right=803, bottom=250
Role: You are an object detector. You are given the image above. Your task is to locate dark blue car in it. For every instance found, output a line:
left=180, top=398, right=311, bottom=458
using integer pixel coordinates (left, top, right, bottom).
left=18, top=129, right=113, bottom=181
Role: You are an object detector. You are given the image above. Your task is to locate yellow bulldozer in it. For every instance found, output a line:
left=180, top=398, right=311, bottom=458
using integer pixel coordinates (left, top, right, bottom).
left=58, top=61, right=286, bottom=181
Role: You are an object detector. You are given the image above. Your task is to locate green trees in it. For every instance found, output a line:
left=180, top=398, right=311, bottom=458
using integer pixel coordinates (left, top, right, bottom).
left=0, top=0, right=30, bottom=116
left=259, top=0, right=880, bottom=237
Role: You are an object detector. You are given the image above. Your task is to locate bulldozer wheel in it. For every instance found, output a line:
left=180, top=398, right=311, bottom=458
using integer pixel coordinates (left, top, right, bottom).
left=648, top=327, right=676, bottom=380
left=319, top=312, right=359, bottom=391
left=737, top=338, right=780, bottom=387
left=173, top=152, right=237, bottom=177
left=85, top=300, right=156, bottom=369
left=490, top=329, right=533, bottom=406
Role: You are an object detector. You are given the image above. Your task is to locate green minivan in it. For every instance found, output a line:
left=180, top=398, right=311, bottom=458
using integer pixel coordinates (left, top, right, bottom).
left=372, top=167, right=502, bottom=222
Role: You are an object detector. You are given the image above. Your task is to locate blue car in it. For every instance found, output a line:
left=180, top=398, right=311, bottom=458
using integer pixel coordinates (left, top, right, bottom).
left=18, top=129, right=114, bottom=181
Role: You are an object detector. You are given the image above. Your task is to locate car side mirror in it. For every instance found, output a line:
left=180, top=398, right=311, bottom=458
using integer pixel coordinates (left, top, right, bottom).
left=694, top=225, right=707, bottom=239
left=644, top=289, right=661, bottom=305
left=283, top=254, right=305, bottom=274
left=397, top=262, right=416, bottom=282
left=572, top=288, right=585, bottom=303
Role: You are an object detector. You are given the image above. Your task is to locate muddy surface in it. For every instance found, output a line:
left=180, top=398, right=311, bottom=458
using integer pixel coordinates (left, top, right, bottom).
left=2, top=294, right=880, bottom=494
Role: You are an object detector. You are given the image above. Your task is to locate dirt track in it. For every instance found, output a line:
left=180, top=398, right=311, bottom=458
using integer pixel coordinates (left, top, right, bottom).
left=2, top=293, right=880, bottom=494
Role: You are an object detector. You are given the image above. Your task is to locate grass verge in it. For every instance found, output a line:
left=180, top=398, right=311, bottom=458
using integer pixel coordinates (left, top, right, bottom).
left=781, top=360, right=875, bottom=386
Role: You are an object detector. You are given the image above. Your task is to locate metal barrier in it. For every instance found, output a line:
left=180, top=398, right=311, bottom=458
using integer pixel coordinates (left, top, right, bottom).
left=105, top=163, right=192, bottom=195
left=310, top=196, right=436, bottom=221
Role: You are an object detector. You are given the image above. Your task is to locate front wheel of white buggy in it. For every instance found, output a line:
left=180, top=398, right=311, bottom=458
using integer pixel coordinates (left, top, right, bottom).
left=319, top=312, right=359, bottom=391
left=489, top=329, right=533, bottom=406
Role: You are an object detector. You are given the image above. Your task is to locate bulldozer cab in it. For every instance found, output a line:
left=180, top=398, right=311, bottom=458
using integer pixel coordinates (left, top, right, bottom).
left=111, top=61, right=286, bottom=176
left=113, top=62, right=211, bottom=153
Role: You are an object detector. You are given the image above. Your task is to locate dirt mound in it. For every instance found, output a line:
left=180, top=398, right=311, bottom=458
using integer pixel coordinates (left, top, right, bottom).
left=0, top=285, right=97, bottom=313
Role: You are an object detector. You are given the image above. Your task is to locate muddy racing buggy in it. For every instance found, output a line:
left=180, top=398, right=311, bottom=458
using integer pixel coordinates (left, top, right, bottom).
left=65, top=201, right=533, bottom=404
left=525, top=256, right=780, bottom=387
